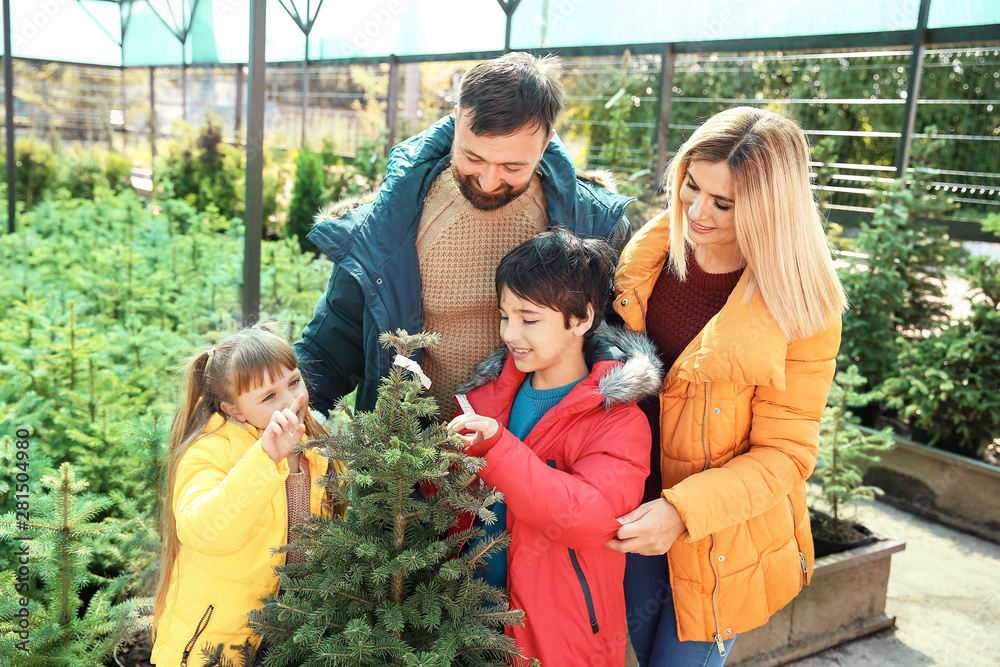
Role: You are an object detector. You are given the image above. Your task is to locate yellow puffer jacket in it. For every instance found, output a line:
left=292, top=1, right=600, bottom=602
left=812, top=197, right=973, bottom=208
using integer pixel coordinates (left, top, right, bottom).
left=613, top=211, right=840, bottom=644
left=152, top=414, right=335, bottom=666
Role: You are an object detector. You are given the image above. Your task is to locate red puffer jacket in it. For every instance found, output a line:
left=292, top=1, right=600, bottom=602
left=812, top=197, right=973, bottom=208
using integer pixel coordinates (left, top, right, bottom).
left=457, top=326, right=662, bottom=667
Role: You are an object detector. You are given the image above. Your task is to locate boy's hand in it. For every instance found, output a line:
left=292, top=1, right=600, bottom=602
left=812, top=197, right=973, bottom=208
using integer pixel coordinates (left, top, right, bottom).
left=447, top=412, right=498, bottom=447
left=262, top=393, right=308, bottom=465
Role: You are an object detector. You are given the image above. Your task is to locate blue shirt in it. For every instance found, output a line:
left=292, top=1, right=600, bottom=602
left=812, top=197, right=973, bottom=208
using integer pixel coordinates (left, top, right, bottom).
left=474, top=373, right=583, bottom=592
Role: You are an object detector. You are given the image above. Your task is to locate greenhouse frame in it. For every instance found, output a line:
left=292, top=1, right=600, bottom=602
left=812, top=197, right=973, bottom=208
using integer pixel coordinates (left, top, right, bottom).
left=3, top=0, right=999, bottom=319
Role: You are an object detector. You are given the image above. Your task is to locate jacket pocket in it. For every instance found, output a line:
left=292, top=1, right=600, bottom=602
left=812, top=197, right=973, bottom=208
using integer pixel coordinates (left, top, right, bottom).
left=181, top=604, right=214, bottom=667
left=787, top=498, right=807, bottom=591
left=545, top=459, right=599, bottom=635
left=568, top=548, right=600, bottom=634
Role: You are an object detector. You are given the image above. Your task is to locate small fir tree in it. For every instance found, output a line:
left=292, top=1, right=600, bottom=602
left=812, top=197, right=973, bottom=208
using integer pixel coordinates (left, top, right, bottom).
left=811, top=366, right=896, bottom=542
left=0, top=463, right=149, bottom=666
left=249, top=330, right=536, bottom=667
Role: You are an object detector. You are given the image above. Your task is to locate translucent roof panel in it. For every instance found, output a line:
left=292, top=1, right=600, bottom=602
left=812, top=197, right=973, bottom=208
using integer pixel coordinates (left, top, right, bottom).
left=928, top=1, right=1000, bottom=30
left=308, top=0, right=506, bottom=62
left=2, top=0, right=507, bottom=66
left=7, top=0, right=124, bottom=65
left=510, top=0, right=1000, bottom=51
left=2, top=0, right=999, bottom=67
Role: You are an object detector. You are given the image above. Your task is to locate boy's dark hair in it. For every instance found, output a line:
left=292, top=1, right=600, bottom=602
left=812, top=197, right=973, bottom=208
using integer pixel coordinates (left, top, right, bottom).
left=458, top=52, right=565, bottom=137
left=496, top=228, right=617, bottom=339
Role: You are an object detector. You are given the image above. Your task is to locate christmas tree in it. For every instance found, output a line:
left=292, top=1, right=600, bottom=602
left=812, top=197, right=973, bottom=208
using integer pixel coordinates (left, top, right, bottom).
left=248, top=330, right=536, bottom=667
left=0, top=463, right=149, bottom=666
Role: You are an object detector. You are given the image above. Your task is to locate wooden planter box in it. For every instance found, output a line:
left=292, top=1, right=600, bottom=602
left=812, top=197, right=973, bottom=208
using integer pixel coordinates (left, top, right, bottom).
left=861, top=434, right=1000, bottom=544
left=726, top=534, right=905, bottom=666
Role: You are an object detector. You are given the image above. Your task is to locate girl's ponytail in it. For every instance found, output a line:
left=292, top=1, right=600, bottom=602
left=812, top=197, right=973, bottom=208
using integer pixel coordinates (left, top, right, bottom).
left=154, top=349, right=215, bottom=634
left=168, top=351, right=212, bottom=456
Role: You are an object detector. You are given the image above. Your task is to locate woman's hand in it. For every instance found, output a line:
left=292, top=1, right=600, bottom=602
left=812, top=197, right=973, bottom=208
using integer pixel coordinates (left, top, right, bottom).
left=262, top=392, right=307, bottom=465
left=446, top=412, right=498, bottom=447
left=605, top=498, right=687, bottom=555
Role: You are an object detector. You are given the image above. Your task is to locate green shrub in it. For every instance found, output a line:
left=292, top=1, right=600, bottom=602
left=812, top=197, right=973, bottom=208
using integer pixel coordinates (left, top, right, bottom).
left=155, top=114, right=245, bottom=222
left=103, top=151, right=133, bottom=193
left=837, top=170, right=966, bottom=394
left=286, top=148, right=326, bottom=252
left=885, top=255, right=1000, bottom=455
left=14, top=137, right=57, bottom=211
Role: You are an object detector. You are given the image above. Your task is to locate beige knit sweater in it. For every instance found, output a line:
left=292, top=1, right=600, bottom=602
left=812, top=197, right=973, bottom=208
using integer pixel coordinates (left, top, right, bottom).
left=416, top=167, right=548, bottom=412
left=284, top=460, right=311, bottom=565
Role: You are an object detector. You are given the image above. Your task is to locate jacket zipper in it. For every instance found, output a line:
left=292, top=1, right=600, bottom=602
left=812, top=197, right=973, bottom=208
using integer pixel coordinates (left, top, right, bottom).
left=708, top=535, right=727, bottom=657
left=568, top=548, right=600, bottom=634
left=788, top=497, right=808, bottom=591
left=181, top=604, right=214, bottom=667
left=633, top=288, right=647, bottom=335
left=543, top=460, right=600, bottom=634
left=702, top=383, right=726, bottom=656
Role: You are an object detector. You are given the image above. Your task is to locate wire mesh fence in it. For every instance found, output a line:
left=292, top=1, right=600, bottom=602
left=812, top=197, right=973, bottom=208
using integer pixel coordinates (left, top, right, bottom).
left=1, top=45, right=997, bottom=225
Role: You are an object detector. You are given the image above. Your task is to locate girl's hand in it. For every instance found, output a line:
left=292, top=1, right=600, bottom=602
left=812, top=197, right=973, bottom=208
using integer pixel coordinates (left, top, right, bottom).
left=262, top=392, right=308, bottom=465
left=604, top=498, right=687, bottom=555
left=447, top=412, right=498, bottom=447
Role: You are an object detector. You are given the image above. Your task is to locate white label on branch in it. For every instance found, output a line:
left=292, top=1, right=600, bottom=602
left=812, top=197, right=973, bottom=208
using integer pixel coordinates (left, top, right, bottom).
left=393, top=354, right=432, bottom=389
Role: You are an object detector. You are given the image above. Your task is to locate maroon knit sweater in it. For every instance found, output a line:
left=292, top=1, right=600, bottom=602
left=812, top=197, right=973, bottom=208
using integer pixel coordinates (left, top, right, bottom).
left=638, top=250, right=744, bottom=502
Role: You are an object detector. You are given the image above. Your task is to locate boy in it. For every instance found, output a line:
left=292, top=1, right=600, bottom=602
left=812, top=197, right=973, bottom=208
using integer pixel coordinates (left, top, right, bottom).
left=447, top=229, right=662, bottom=666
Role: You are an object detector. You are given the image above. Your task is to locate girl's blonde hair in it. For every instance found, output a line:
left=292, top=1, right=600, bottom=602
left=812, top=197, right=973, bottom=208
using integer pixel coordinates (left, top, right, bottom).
left=665, top=106, right=847, bottom=342
left=152, top=322, right=325, bottom=633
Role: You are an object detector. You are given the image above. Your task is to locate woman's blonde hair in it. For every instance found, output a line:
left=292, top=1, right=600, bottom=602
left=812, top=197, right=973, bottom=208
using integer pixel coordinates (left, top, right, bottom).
left=665, top=106, right=847, bottom=342
left=152, top=322, right=325, bottom=633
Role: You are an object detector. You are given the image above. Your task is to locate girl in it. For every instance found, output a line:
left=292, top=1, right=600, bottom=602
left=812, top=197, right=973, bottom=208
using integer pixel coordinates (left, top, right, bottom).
left=152, top=323, right=338, bottom=666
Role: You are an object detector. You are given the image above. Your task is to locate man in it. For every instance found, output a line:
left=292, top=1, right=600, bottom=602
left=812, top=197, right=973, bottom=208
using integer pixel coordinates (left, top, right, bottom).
left=296, top=52, right=634, bottom=415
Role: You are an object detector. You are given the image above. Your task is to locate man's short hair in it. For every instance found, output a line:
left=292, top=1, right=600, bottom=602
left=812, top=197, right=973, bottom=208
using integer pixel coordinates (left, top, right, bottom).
left=458, top=52, right=565, bottom=137
left=496, top=228, right=617, bottom=339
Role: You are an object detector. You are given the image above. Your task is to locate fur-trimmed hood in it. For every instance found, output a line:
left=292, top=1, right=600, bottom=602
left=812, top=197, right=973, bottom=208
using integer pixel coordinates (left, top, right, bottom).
left=456, top=323, right=662, bottom=407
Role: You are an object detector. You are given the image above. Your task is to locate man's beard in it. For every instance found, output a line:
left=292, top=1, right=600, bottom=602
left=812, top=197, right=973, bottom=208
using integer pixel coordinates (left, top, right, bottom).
left=451, top=162, right=531, bottom=211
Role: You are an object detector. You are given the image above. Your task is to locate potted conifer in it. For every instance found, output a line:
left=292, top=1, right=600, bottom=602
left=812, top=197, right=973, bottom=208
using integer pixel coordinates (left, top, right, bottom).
left=810, top=366, right=896, bottom=556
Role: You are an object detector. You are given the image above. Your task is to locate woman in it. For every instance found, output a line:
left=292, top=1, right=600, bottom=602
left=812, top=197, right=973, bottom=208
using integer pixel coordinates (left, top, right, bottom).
left=605, top=107, right=847, bottom=666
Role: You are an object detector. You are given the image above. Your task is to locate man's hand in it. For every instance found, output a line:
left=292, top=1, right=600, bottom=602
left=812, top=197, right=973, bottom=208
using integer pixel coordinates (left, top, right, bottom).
left=447, top=412, right=499, bottom=447
left=605, top=497, right=687, bottom=555
left=262, top=393, right=307, bottom=465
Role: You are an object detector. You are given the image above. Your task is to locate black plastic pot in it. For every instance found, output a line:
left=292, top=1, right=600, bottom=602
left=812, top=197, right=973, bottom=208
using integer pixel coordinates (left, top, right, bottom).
left=810, top=513, right=879, bottom=558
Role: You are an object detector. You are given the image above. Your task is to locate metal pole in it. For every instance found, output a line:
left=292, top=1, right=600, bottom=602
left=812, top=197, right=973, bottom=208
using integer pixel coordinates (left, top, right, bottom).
left=235, top=63, right=244, bottom=144
left=498, top=0, right=521, bottom=53
left=181, top=62, right=188, bottom=122
left=386, top=55, right=399, bottom=153
left=3, top=0, right=14, bottom=233
left=243, top=0, right=266, bottom=324
left=895, top=0, right=932, bottom=178
left=654, top=43, right=675, bottom=192
left=120, top=66, right=127, bottom=152
left=301, top=34, right=309, bottom=147
left=150, top=67, right=157, bottom=163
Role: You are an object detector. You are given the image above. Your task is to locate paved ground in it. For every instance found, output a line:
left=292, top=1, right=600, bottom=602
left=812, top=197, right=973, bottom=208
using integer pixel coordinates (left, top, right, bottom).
left=790, top=498, right=1000, bottom=667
